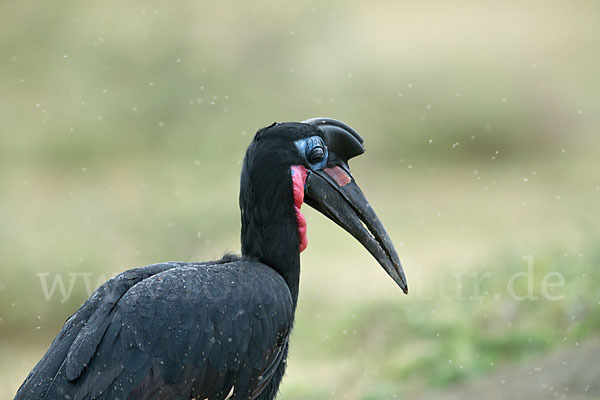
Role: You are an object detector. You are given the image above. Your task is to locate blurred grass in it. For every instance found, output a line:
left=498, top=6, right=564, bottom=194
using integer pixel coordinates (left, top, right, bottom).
left=284, top=245, right=600, bottom=399
left=1, top=0, right=600, bottom=399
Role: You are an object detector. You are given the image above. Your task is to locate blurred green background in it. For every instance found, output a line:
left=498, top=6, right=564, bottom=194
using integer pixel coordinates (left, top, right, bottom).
left=1, top=0, right=599, bottom=399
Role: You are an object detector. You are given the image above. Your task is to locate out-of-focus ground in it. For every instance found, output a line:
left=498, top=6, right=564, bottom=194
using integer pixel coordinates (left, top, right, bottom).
left=1, top=1, right=599, bottom=399
left=417, top=340, right=600, bottom=400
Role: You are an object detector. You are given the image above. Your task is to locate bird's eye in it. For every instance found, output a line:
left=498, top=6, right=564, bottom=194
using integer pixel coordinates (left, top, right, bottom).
left=308, top=146, right=325, bottom=163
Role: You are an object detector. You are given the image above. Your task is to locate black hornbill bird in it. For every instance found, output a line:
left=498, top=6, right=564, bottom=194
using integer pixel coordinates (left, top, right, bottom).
left=15, top=118, right=407, bottom=400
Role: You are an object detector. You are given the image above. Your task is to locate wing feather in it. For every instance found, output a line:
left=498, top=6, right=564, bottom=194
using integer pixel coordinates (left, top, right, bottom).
left=15, top=260, right=294, bottom=400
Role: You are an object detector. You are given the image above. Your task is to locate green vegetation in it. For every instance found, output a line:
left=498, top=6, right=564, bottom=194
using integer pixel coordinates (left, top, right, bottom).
left=1, top=1, right=599, bottom=399
left=284, top=246, right=600, bottom=398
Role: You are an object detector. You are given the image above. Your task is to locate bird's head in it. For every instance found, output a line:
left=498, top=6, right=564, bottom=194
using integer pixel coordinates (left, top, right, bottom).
left=240, top=118, right=407, bottom=293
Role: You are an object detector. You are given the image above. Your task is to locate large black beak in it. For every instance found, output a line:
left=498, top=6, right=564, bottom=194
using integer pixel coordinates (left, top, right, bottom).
left=302, top=118, right=408, bottom=294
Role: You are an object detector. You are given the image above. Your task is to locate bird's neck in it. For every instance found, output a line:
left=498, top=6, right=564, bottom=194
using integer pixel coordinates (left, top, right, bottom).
left=240, top=166, right=302, bottom=305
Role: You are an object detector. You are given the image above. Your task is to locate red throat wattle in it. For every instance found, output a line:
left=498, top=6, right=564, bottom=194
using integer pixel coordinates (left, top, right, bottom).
left=290, top=165, right=308, bottom=252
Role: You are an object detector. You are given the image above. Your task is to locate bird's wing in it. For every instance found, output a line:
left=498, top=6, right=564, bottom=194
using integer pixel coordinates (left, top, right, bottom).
left=14, top=261, right=179, bottom=400
left=249, top=336, right=289, bottom=400
left=15, top=260, right=293, bottom=400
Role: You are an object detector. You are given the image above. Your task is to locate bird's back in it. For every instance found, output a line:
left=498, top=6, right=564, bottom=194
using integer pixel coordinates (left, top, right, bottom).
left=15, top=257, right=294, bottom=400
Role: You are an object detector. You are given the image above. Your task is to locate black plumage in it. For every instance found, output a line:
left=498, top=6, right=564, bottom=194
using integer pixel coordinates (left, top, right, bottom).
left=15, top=118, right=407, bottom=399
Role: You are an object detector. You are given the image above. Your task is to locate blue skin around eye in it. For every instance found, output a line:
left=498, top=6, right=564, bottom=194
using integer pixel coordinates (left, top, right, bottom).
left=294, top=136, right=328, bottom=171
